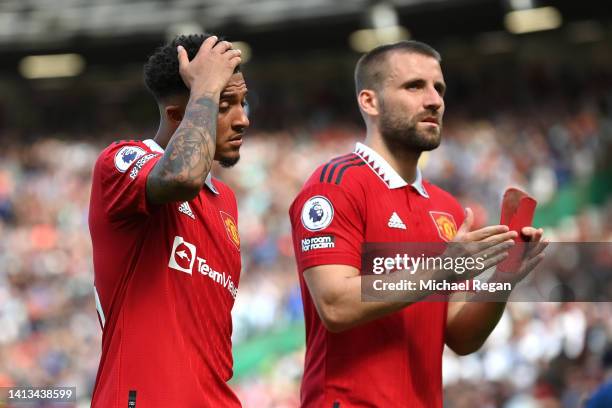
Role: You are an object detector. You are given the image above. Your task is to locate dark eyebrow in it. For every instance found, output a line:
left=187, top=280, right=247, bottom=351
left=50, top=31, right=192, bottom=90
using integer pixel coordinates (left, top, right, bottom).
left=401, top=79, right=426, bottom=89
left=400, top=78, right=446, bottom=94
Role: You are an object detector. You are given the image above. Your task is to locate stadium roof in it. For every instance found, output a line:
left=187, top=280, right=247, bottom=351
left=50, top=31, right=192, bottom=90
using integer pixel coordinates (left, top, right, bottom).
left=1, top=0, right=609, bottom=47
left=0, top=0, right=451, bottom=44
left=0, top=0, right=610, bottom=72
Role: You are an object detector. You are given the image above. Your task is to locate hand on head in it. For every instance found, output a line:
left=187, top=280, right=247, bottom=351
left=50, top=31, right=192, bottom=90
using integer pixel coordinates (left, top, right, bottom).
left=177, top=36, right=242, bottom=96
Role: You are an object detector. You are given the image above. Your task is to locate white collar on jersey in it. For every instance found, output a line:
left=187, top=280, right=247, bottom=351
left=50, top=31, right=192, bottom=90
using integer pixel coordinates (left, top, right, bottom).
left=353, top=142, right=429, bottom=198
left=143, top=139, right=219, bottom=195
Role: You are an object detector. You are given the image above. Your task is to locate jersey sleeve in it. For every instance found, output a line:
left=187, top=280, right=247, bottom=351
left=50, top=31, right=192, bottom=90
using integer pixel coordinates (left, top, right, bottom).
left=96, top=143, right=162, bottom=220
left=289, top=183, right=364, bottom=272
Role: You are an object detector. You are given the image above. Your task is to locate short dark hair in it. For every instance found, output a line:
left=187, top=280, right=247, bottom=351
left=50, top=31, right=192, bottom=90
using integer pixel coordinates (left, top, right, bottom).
left=354, top=40, right=441, bottom=94
left=143, top=33, right=240, bottom=101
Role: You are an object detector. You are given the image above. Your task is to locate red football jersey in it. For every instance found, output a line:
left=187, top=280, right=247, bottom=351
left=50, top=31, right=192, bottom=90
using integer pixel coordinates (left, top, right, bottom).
left=89, top=139, right=242, bottom=408
left=289, top=142, right=465, bottom=408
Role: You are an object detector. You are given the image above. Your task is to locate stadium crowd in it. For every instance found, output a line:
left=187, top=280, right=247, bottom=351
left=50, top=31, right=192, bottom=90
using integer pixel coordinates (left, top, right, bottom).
left=0, top=66, right=611, bottom=407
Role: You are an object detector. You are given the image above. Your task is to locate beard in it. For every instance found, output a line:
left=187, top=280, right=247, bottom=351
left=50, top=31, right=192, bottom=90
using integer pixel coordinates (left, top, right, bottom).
left=379, top=100, right=442, bottom=153
left=219, top=155, right=240, bottom=168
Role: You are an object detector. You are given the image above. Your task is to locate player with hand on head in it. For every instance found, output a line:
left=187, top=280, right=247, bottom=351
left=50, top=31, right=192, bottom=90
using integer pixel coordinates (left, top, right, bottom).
left=289, top=40, right=548, bottom=407
left=89, top=34, right=248, bottom=407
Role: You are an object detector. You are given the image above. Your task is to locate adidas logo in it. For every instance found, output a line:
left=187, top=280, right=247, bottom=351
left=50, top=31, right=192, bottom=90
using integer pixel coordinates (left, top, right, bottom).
left=178, top=202, right=195, bottom=219
left=388, top=212, right=406, bottom=229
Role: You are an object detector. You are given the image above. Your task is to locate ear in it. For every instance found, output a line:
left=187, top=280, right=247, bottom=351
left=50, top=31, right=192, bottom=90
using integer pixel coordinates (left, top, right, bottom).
left=165, top=105, right=184, bottom=124
left=357, top=89, right=380, bottom=117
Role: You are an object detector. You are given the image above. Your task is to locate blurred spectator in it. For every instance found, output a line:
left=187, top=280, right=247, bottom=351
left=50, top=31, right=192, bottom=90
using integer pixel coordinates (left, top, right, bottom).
left=585, top=346, right=612, bottom=408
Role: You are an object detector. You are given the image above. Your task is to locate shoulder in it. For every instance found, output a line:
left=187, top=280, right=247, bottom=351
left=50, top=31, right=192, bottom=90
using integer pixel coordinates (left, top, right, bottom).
left=294, top=153, right=370, bottom=201
left=290, top=153, right=368, bottom=218
left=96, top=139, right=161, bottom=173
left=304, top=153, right=368, bottom=189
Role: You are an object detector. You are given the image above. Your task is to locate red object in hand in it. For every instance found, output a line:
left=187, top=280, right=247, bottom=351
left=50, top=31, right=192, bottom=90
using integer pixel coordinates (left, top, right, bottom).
left=498, top=187, right=537, bottom=273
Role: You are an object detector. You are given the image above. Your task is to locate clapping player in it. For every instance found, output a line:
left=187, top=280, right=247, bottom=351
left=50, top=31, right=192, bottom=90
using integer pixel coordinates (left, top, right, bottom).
left=289, top=41, right=547, bottom=407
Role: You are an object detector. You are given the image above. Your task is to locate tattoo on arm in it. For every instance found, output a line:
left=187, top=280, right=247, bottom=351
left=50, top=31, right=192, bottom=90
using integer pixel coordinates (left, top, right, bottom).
left=147, top=95, right=218, bottom=203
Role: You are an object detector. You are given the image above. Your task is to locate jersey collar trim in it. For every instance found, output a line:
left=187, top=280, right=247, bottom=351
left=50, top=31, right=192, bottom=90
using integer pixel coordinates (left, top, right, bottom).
left=143, top=139, right=219, bottom=195
left=354, top=142, right=429, bottom=198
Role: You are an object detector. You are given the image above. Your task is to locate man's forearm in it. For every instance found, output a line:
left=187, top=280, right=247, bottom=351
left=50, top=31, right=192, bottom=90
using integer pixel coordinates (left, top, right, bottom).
left=445, top=247, right=546, bottom=355
left=147, top=93, right=219, bottom=203
left=320, top=266, right=453, bottom=332
left=445, top=297, right=508, bottom=355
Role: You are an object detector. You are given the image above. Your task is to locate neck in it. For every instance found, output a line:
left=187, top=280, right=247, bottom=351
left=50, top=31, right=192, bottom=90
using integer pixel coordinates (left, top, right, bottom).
left=364, top=128, right=421, bottom=184
left=153, top=120, right=173, bottom=150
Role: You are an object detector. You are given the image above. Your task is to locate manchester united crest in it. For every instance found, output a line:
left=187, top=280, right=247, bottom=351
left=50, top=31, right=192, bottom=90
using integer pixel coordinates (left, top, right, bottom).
left=220, top=211, right=240, bottom=250
left=429, top=211, right=458, bottom=241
